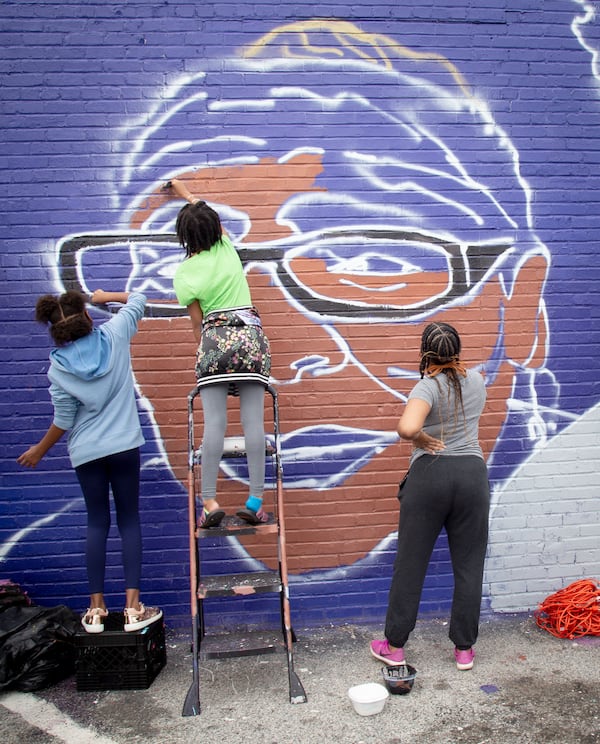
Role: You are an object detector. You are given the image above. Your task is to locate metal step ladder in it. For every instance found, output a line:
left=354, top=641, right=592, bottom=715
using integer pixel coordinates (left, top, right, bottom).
left=182, top=383, right=307, bottom=716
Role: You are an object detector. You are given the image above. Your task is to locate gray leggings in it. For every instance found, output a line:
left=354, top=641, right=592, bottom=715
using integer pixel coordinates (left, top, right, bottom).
left=199, top=381, right=266, bottom=501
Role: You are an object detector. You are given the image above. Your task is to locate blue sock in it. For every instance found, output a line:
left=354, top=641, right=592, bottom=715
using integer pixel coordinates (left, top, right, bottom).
left=245, top=495, right=263, bottom=512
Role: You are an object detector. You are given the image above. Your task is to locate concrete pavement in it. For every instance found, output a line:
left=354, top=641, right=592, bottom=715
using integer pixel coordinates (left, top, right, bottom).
left=1, top=613, right=599, bottom=743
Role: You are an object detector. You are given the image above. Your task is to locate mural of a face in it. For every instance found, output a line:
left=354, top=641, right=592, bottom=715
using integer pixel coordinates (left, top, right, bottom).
left=64, top=21, right=554, bottom=572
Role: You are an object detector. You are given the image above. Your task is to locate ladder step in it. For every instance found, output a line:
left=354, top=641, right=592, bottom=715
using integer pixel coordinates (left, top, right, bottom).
left=194, top=436, right=275, bottom=462
left=199, top=629, right=284, bottom=659
left=196, top=513, right=278, bottom=538
left=197, top=571, right=282, bottom=598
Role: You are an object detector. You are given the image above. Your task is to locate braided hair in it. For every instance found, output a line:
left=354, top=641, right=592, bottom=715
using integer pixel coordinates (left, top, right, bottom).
left=175, top=200, right=223, bottom=258
left=419, top=322, right=465, bottom=430
left=35, top=290, right=93, bottom=346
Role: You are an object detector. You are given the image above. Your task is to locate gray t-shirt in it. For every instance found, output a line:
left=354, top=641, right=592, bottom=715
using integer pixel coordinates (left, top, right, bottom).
left=408, top=368, right=486, bottom=464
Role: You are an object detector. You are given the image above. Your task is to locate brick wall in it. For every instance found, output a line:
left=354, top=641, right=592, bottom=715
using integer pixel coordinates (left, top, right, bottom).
left=2, top=1, right=599, bottom=631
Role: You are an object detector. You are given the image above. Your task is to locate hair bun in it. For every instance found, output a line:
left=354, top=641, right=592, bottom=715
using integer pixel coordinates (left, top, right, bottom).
left=35, top=294, right=60, bottom=324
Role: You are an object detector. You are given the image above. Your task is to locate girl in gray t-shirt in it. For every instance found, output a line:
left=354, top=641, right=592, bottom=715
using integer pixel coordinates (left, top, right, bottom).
left=371, top=322, right=490, bottom=672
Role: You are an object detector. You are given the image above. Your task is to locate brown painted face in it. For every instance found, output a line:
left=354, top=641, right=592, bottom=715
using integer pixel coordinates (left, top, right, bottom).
left=129, top=154, right=549, bottom=573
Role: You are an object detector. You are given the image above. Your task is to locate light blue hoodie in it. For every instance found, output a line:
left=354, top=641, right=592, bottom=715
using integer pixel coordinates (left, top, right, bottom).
left=47, top=293, right=146, bottom=468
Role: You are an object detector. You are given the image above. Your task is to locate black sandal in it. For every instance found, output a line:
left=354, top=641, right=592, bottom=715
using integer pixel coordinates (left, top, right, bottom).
left=236, top=507, right=269, bottom=525
left=199, top=508, right=225, bottom=529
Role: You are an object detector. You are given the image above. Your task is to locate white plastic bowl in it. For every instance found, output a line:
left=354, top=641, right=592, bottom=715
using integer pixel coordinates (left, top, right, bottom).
left=348, top=682, right=389, bottom=716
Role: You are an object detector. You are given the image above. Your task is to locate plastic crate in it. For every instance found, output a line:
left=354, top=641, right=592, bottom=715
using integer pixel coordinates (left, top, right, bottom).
left=75, top=612, right=166, bottom=691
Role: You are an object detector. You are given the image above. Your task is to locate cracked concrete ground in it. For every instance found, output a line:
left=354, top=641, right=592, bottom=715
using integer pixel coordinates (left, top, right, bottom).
left=1, top=613, right=599, bottom=743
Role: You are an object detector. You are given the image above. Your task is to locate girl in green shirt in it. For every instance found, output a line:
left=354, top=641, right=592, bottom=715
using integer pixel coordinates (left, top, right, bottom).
left=168, top=179, right=272, bottom=528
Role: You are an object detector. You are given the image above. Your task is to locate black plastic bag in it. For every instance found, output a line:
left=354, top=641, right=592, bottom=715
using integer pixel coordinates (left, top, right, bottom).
left=0, top=604, right=80, bottom=691
left=0, top=579, right=31, bottom=610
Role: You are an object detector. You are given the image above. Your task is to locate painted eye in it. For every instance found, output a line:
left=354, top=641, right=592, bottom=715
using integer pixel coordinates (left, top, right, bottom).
left=76, top=240, right=182, bottom=299
left=269, top=229, right=512, bottom=319
left=306, top=241, right=449, bottom=279
left=283, top=235, right=452, bottom=309
left=56, top=232, right=188, bottom=317
left=328, top=253, right=421, bottom=275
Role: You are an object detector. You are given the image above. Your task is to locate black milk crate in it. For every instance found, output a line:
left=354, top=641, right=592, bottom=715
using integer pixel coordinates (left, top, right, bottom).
left=75, top=612, right=166, bottom=691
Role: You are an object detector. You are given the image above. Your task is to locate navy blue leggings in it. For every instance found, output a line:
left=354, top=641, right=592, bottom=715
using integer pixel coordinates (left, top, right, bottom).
left=75, top=448, right=142, bottom=594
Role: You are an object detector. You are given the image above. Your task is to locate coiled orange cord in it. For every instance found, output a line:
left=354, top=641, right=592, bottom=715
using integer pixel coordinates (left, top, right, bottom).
left=534, top=578, right=600, bottom=639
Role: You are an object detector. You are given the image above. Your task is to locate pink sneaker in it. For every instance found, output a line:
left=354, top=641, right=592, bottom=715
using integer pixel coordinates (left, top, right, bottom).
left=454, top=647, right=475, bottom=670
left=370, top=639, right=406, bottom=666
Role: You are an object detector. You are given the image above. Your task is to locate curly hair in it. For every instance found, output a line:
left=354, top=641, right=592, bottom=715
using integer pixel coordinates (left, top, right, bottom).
left=175, top=200, right=223, bottom=258
left=35, top=291, right=93, bottom=346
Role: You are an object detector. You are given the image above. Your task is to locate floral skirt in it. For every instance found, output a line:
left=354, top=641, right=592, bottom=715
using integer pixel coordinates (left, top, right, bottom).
left=195, top=307, right=271, bottom=392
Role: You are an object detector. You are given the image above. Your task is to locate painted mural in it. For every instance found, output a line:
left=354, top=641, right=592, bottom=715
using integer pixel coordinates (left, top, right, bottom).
left=2, top=2, right=600, bottom=627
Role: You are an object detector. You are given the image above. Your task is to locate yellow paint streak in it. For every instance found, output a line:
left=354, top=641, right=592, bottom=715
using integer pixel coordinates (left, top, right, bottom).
left=242, top=19, right=473, bottom=98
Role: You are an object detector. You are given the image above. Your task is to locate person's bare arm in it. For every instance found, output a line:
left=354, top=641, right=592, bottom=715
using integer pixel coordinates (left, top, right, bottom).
left=163, top=179, right=230, bottom=237
left=187, top=300, right=203, bottom=344
left=90, top=290, right=130, bottom=305
left=397, top=397, right=445, bottom=454
left=17, top=424, right=67, bottom=468
left=164, top=178, right=198, bottom=204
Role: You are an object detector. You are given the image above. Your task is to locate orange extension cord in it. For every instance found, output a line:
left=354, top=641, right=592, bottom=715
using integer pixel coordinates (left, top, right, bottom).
left=534, top=578, right=600, bottom=639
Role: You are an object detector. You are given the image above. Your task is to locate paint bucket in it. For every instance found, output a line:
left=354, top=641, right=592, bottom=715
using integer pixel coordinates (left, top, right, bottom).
left=381, top=664, right=417, bottom=695
left=348, top=682, right=389, bottom=716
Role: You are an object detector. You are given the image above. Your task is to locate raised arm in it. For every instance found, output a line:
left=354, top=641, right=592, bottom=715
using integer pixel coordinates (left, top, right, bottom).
left=163, top=179, right=229, bottom=237
left=90, top=290, right=131, bottom=305
left=163, top=178, right=198, bottom=204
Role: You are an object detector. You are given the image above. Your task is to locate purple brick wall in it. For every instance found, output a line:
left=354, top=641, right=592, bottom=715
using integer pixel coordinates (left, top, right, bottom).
left=2, top=0, right=599, bottom=631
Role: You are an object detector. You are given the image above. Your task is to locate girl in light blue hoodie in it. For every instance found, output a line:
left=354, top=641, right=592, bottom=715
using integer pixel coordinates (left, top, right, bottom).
left=18, top=289, right=162, bottom=634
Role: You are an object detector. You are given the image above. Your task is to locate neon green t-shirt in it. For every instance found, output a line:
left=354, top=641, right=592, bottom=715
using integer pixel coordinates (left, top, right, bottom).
left=173, top=235, right=252, bottom=314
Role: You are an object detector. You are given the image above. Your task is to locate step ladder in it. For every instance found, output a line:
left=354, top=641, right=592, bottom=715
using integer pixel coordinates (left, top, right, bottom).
left=182, top=382, right=307, bottom=716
